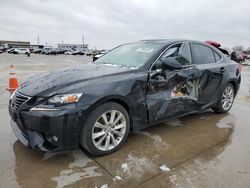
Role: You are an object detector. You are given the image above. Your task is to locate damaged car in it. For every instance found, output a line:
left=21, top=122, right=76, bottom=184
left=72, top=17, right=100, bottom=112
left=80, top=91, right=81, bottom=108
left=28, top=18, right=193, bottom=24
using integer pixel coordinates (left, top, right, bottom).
left=9, top=39, right=241, bottom=155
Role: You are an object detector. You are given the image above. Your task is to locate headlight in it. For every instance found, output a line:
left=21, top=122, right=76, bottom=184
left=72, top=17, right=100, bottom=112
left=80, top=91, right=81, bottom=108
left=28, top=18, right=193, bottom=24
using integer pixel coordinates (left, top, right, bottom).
left=48, top=93, right=83, bottom=105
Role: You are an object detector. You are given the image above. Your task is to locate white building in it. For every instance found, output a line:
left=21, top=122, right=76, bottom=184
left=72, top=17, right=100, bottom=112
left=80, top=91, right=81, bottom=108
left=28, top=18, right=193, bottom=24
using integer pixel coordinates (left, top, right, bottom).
left=57, top=43, right=88, bottom=51
left=30, top=44, right=44, bottom=50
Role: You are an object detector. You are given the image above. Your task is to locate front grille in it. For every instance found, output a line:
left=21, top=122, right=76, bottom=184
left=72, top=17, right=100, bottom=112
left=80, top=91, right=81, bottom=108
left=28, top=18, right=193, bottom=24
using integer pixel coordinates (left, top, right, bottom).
left=11, top=92, right=30, bottom=112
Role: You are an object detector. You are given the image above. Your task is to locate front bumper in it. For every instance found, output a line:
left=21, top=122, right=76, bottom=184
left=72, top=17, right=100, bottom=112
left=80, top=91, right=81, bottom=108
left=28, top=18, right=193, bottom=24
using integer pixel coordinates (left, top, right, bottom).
left=9, top=105, right=88, bottom=152
left=11, top=119, right=48, bottom=151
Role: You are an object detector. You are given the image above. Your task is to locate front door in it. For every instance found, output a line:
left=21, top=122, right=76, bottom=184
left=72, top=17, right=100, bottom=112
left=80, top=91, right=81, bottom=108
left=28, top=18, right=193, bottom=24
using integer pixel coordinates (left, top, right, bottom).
left=146, top=42, right=201, bottom=123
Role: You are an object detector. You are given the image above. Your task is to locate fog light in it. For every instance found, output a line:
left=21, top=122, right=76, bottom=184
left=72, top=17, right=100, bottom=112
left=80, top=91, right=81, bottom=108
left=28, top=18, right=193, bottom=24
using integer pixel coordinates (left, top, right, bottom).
left=52, top=136, right=58, bottom=142
left=46, top=135, right=58, bottom=143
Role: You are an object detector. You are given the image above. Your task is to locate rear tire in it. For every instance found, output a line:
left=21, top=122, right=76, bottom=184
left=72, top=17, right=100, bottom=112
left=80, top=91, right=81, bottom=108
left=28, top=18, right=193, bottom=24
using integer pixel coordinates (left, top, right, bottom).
left=80, top=102, right=130, bottom=156
left=212, top=83, right=235, bottom=113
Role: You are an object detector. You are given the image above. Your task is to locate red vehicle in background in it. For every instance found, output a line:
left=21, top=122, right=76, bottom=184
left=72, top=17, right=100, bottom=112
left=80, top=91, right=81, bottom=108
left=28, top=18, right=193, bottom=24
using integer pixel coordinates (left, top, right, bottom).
left=205, top=40, right=221, bottom=48
left=205, top=40, right=247, bottom=64
left=241, top=52, right=248, bottom=61
left=205, top=40, right=230, bottom=56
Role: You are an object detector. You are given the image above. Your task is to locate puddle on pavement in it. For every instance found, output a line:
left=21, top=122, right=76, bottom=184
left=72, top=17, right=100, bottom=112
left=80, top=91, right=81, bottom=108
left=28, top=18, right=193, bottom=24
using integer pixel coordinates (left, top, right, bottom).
left=138, top=131, right=170, bottom=151
left=166, top=119, right=184, bottom=127
left=119, top=153, right=157, bottom=180
left=12, top=145, right=106, bottom=188
left=51, top=151, right=102, bottom=188
left=0, top=109, right=237, bottom=188
left=216, top=114, right=235, bottom=129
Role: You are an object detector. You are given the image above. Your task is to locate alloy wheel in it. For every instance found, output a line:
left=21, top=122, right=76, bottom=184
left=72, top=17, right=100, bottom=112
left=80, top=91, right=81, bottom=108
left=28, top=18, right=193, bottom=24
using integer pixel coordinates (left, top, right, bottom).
left=92, top=110, right=127, bottom=151
left=221, top=86, right=234, bottom=111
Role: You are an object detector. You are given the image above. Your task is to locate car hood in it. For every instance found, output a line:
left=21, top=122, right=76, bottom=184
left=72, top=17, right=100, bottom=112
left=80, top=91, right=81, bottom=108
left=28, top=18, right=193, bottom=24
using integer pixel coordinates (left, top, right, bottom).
left=18, top=63, right=132, bottom=97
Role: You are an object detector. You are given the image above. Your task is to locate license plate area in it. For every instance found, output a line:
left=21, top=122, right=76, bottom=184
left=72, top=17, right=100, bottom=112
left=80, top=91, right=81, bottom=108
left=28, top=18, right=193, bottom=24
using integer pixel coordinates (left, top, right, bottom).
left=10, top=120, right=29, bottom=146
left=9, top=107, right=26, bottom=133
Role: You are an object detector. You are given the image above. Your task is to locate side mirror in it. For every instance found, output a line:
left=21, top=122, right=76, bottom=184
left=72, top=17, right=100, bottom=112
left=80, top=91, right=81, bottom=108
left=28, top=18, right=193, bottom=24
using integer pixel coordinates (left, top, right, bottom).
left=161, top=57, right=182, bottom=71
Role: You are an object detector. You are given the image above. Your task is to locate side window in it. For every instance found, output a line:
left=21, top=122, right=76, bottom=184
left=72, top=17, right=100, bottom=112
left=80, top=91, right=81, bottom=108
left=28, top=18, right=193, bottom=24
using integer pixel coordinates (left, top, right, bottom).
left=214, top=51, right=221, bottom=62
left=191, top=44, right=216, bottom=64
left=152, top=43, right=192, bottom=70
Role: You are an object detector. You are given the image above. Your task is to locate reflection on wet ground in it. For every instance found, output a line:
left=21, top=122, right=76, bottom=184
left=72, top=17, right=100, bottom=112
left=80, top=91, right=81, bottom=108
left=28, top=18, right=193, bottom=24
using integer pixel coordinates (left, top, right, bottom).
left=0, top=54, right=250, bottom=187
left=9, top=111, right=235, bottom=188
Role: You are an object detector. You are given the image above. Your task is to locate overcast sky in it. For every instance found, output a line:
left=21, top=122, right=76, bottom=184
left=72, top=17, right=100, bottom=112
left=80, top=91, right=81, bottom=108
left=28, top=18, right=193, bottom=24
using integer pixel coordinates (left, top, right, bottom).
left=0, top=0, right=250, bottom=49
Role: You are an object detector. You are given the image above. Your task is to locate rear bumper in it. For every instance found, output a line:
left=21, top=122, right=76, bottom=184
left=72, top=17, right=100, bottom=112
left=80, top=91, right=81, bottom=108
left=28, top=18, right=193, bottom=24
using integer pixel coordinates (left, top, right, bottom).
left=9, top=105, right=89, bottom=152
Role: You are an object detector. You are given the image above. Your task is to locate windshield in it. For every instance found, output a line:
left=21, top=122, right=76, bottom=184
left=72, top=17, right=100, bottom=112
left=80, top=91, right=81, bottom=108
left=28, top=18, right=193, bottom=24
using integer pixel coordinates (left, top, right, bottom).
left=95, top=42, right=164, bottom=68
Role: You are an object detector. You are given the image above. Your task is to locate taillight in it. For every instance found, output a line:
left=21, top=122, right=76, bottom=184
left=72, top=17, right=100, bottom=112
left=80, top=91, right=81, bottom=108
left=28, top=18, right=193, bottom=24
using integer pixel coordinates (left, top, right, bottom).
left=236, top=63, right=242, bottom=74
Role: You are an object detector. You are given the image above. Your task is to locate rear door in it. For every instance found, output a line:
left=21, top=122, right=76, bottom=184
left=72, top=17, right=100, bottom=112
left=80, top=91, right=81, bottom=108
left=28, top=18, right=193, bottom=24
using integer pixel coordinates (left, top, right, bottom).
left=190, top=43, right=225, bottom=106
left=146, top=42, right=201, bottom=123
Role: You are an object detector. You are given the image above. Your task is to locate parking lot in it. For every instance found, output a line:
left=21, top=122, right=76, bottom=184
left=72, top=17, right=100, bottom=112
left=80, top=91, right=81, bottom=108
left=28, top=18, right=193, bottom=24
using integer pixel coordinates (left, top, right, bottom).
left=0, top=54, right=250, bottom=188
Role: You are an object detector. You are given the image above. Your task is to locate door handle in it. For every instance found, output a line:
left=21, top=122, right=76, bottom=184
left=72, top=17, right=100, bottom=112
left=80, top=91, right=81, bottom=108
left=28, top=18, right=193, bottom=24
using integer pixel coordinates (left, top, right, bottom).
left=220, top=67, right=225, bottom=73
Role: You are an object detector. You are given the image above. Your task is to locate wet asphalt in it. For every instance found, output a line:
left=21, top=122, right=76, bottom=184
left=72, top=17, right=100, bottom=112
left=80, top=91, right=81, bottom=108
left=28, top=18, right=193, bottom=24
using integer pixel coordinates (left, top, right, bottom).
left=0, top=54, right=250, bottom=188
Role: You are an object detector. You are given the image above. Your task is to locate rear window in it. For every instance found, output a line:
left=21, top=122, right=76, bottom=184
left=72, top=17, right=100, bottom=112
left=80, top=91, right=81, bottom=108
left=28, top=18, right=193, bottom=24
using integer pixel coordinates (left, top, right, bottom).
left=214, top=51, right=221, bottom=62
left=191, top=44, right=216, bottom=64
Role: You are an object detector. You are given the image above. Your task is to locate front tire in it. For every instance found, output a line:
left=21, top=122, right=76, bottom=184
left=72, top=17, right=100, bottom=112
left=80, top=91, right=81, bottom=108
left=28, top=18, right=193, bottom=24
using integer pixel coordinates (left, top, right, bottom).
left=212, top=83, right=235, bottom=113
left=81, top=102, right=130, bottom=156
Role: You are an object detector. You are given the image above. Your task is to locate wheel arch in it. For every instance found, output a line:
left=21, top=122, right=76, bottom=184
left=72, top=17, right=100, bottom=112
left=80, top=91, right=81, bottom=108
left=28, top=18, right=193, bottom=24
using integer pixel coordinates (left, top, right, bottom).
left=88, top=95, right=129, bottom=111
left=228, top=79, right=237, bottom=94
left=212, top=79, right=237, bottom=108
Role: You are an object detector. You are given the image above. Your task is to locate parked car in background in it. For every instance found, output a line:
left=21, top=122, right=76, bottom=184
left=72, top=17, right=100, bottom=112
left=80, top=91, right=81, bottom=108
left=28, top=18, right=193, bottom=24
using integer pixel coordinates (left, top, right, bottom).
left=93, top=50, right=109, bottom=61
left=99, top=50, right=109, bottom=54
left=241, top=52, right=248, bottom=61
left=205, top=40, right=230, bottom=56
left=76, top=51, right=85, bottom=55
left=44, top=48, right=63, bottom=55
left=0, top=46, right=8, bottom=52
left=85, top=50, right=92, bottom=56
left=231, top=51, right=246, bottom=64
left=0, top=49, right=3, bottom=54
left=93, top=53, right=103, bottom=61
left=41, top=47, right=53, bottom=55
left=13, top=48, right=30, bottom=55
left=86, top=50, right=99, bottom=56
left=57, top=49, right=67, bottom=54
left=236, top=51, right=244, bottom=63
left=9, top=39, right=241, bottom=156
left=65, top=50, right=79, bottom=55
left=41, top=49, right=49, bottom=54
left=7, top=48, right=16, bottom=54
left=243, top=51, right=250, bottom=59
left=33, top=49, right=43, bottom=54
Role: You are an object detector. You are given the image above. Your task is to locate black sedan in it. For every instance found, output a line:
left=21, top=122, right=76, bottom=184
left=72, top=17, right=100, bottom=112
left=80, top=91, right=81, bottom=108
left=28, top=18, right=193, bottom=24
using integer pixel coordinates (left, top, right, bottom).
left=9, top=39, right=241, bottom=155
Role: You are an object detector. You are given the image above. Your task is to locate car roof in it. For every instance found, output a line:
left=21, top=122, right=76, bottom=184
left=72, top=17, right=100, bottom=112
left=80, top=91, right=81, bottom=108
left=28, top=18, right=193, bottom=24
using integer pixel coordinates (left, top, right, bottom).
left=138, top=39, right=206, bottom=45
left=138, top=39, right=224, bottom=54
left=140, top=39, right=187, bottom=43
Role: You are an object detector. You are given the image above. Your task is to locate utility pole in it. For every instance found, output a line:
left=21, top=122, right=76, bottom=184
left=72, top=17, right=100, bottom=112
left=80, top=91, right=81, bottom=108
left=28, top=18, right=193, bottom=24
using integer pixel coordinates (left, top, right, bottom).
left=82, top=35, right=85, bottom=52
left=37, top=36, right=40, bottom=45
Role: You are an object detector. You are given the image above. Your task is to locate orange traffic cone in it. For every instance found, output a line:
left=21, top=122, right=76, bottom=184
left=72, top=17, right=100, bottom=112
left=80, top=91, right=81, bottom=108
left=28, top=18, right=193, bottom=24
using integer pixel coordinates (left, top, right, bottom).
left=6, top=65, right=19, bottom=92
